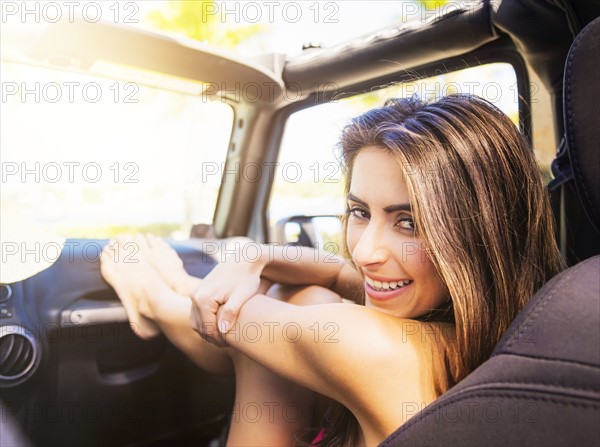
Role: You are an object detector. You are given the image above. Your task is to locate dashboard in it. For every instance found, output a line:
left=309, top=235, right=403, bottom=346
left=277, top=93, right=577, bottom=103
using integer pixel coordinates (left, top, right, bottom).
left=0, top=239, right=233, bottom=446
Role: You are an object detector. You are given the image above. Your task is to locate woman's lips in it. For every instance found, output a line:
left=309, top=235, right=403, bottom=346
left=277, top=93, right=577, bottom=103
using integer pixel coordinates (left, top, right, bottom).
left=364, top=280, right=412, bottom=301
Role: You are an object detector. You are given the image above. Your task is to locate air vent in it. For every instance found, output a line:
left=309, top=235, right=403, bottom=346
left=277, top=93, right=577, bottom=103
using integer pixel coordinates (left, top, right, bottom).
left=0, top=325, right=38, bottom=382
left=0, top=284, right=12, bottom=303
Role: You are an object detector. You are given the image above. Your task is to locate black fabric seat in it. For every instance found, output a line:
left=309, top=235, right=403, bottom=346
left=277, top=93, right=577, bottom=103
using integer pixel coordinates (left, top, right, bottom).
left=381, top=16, right=600, bottom=447
left=381, top=256, right=599, bottom=447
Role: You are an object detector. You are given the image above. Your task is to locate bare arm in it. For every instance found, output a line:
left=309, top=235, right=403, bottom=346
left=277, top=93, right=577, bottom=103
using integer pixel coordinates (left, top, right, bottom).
left=259, top=244, right=363, bottom=301
left=191, top=241, right=363, bottom=343
left=214, top=295, right=421, bottom=411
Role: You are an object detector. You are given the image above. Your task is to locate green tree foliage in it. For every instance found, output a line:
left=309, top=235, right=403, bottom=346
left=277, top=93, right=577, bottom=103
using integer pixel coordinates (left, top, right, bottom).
left=419, top=0, right=450, bottom=9
left=146, top=1, right=263, bottom=47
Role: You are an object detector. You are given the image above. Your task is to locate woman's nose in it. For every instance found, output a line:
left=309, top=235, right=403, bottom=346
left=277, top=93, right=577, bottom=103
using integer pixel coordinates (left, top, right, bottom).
left=351, top=222, right=388, bottom=267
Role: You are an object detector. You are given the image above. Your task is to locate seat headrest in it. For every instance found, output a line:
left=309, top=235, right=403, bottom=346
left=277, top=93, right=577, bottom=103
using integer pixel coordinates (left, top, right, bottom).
left=564, top=17, right=600, bottom=231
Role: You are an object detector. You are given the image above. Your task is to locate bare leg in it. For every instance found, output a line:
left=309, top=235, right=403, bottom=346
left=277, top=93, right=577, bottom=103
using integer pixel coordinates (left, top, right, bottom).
left=226, top=352, right=314, bottom=446
left=225, top=285, right=342, bottom=446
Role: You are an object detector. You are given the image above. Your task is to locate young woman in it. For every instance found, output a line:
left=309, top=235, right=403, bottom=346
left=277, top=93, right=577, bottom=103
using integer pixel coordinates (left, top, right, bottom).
left=102, top=94, right=563, bottom=446
left=101, top=233, right=345, bottom=445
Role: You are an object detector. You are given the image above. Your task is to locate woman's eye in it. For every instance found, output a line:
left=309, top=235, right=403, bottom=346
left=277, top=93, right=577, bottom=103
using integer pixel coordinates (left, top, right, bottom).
left=348, top=207, right=369, bottom=220
left=396, top=217, right=415, bottom=231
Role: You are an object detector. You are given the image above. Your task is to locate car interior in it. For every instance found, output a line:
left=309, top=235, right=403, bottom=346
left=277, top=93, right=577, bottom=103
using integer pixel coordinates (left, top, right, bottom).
left=1, top=1, right=599, bottom=446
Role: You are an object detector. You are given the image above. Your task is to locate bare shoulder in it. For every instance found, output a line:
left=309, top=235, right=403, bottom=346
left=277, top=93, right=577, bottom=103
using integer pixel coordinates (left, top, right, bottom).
left=307, top=306, right=455, bottom=408
left=313, top=304, right=452, bottom=351
left=302, top=305, right=438, bottom=368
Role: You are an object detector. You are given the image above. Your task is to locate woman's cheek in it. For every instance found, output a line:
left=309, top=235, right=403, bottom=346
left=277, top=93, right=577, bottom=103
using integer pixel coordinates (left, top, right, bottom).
left=345, top=224, right=360, bottom=255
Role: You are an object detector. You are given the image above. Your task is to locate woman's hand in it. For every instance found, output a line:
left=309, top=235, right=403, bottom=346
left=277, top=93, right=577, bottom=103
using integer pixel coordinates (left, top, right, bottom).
left=189, top=252, right=269, bottom=346
left=189, top=240, right=360, bottom=345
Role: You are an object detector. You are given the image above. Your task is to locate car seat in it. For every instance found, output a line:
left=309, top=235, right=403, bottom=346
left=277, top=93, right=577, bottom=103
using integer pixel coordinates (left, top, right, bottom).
left=380, top=16, right=600, bottom=447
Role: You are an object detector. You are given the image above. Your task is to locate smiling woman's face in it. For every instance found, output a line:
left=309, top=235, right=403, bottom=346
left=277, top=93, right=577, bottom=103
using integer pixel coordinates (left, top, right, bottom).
left=346, top=146, right=448, bottom=318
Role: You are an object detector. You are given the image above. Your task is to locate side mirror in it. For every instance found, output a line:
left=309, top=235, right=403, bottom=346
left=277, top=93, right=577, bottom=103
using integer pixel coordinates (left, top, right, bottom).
left=273, top=215, right=343, bottom=252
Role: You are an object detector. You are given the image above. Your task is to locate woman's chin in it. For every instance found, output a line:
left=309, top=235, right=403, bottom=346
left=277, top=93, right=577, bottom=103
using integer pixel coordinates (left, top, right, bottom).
left=365, top=299, right=411, bottom=318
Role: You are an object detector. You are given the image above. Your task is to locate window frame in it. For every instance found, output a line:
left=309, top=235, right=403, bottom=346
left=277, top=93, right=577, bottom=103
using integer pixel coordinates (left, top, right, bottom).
left=253, top=48, right=531, bottom=243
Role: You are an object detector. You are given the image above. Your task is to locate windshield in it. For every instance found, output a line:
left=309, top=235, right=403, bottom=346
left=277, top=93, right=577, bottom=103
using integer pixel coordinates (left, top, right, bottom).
left=1, top=62, right=233, bottom=239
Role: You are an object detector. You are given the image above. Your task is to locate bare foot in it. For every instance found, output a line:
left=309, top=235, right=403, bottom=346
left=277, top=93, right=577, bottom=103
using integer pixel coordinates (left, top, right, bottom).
left=141, top=234, right=201, bottom=296
left=100, top=236, right=171, bottom=339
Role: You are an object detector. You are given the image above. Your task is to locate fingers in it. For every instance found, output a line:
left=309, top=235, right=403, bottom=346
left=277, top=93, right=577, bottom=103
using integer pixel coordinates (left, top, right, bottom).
left=190, top=289, right=228, bottom=346
left=145, top=233, right=157, bottom=248
left=101, top=239, right=116, bottom=260
left=216, top=306, right=237, bottom=334
left=190, top=283, right=256, bottom=346
left=190, top=310, right=228, bottom=347
left=216, top=287, right=251, bottom=334
left=188, top=258, right=264, bottom=347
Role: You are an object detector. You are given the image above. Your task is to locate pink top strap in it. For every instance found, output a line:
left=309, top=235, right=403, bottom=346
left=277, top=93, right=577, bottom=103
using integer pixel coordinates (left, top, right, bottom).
left=311, top=428, right=326, bottom=445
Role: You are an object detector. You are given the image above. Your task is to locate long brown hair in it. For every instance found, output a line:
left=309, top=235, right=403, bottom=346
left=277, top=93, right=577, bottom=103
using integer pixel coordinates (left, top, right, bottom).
left=319, top=94, right=564, bottom=446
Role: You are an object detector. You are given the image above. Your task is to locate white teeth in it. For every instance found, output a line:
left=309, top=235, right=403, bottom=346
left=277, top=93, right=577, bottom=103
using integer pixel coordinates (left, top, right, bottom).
left=365, top=277, right=412, bottom=291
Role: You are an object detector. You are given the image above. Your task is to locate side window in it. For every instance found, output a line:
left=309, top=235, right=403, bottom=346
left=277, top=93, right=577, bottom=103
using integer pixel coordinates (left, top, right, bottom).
left=269, top=63, right=520, bottom=245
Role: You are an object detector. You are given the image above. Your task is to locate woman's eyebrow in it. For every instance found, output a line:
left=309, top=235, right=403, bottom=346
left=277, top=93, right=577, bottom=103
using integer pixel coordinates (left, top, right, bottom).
left=383, top=203, right=412, bottom=213
left=347, top=193, right=411, bottom=214
left=346, top=192, right=367, bottom=206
